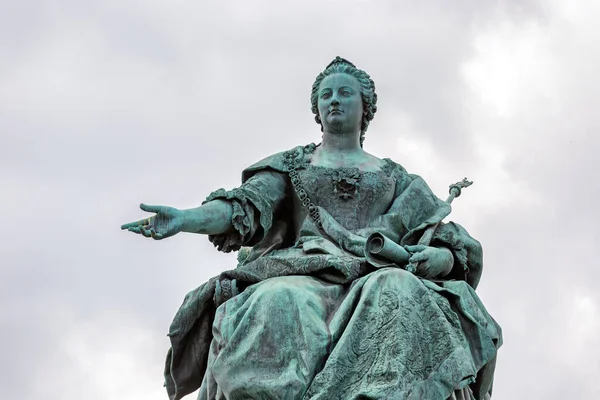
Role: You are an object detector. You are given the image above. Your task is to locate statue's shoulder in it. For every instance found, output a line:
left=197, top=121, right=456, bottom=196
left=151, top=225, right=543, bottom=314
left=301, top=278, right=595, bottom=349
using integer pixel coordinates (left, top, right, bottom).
left=381, top=157, right=407, bottom=174
left=381, top=157, right=430, bottom=195
left=381, top=157, right=414, bottom=181
left=241, top=143, right=316, bottom=183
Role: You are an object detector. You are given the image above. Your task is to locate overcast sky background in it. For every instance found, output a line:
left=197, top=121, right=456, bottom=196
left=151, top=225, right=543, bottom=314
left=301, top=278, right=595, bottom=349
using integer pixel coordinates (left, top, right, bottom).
left=1, top=0, right=599, bottom=398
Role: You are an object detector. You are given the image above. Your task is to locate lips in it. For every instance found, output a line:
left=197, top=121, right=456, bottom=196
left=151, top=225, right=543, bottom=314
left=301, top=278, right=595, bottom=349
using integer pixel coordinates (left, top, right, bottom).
left=329, top=109, right=343, bottom=114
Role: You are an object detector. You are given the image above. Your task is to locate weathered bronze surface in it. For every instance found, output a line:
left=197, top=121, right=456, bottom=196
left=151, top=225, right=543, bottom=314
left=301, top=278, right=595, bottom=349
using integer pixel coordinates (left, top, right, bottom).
left=122, top=57, right=501, bottom=400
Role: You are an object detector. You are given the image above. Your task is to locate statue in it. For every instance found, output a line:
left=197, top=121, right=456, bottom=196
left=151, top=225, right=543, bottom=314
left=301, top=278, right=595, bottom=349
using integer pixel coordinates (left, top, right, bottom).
left=122, top=57, right=502, bottom=400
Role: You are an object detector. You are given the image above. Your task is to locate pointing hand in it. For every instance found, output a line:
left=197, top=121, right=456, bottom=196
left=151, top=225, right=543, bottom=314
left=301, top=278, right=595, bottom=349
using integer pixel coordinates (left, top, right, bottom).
left=121, top=203, right=184, bottom=240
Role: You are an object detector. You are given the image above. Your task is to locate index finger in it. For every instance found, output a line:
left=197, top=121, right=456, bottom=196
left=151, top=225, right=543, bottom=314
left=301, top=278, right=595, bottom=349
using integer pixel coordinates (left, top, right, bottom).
left=409, top=252, right=429, bottom=263
left=404, top=245, right=428, bottom=253
left=121, top=218, right=149, bottom=230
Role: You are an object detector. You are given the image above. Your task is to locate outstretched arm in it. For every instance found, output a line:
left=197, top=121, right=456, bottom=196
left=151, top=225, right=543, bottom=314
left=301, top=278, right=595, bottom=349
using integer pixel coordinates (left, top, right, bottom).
left=180, top=200, right=233, bottom=235
left=121, top=169, right=289, bottom=245
left=121, top=199, right=234, bottom=240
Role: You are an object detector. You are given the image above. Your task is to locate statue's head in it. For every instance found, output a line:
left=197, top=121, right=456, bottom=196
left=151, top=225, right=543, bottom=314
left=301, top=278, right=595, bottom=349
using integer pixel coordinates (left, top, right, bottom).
left=311, top=57, right=377, bottom=146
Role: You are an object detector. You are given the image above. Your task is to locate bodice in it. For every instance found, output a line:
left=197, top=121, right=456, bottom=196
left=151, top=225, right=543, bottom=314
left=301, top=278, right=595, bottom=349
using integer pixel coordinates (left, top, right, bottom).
left=298, top=163, right=396, bottom=230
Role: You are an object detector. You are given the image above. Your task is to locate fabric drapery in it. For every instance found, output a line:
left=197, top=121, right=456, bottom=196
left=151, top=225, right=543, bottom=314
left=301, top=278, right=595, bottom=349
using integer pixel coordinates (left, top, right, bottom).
left=164, top=144, right=502, bottom=400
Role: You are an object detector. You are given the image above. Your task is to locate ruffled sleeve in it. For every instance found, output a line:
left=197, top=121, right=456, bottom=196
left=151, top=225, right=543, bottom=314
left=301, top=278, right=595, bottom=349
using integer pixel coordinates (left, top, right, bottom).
left=431, top=222, right=484, bottom=289
left=202, top=170, right=288, bottom=253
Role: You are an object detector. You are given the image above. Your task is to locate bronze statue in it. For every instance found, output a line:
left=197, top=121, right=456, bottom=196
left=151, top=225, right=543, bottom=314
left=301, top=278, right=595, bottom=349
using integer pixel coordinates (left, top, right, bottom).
left=122, top=57, right=502, bottom=400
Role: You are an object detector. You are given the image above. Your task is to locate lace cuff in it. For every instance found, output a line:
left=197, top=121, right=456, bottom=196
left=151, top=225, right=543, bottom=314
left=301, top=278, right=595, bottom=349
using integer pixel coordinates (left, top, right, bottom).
left=202, top=188, right=256, bottom=253
left=431, top=222, right=481, bottom=285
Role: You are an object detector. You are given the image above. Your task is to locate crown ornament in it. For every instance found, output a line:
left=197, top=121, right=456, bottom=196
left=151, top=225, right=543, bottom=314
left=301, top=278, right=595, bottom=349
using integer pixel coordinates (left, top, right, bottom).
left=326, top=56, right=357, bottom=69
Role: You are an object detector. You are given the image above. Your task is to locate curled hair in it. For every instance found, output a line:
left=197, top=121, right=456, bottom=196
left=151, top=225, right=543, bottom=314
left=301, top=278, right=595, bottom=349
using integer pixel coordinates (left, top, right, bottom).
left=311, top=57, right=377, bottom=147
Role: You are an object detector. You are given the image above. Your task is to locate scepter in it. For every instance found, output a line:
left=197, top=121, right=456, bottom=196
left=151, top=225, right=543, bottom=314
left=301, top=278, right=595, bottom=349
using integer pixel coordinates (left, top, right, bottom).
left=404, top=177, right=473, bottom=273
left=365, top=178, right=473, bottom=272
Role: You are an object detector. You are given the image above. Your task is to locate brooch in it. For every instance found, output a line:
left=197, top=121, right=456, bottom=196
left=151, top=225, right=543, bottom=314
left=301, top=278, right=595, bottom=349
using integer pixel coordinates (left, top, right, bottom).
left=332, top=168, right=361, bottom=200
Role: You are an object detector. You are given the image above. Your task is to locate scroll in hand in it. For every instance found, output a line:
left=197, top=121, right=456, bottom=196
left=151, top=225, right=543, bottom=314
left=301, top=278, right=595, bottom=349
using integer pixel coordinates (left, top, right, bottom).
left=405, top=245, right=454, bottom=279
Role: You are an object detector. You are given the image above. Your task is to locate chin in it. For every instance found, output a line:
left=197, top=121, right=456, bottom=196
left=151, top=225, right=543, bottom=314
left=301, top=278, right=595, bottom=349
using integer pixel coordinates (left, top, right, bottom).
left=324, top=121, right=345, bottom=131
left=326, top=116, right=347, bottom=126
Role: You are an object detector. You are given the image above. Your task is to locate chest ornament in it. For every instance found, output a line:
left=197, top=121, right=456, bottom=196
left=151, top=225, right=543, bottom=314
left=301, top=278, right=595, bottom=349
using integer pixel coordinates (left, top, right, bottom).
left=332, top=168, right=362, bottom=200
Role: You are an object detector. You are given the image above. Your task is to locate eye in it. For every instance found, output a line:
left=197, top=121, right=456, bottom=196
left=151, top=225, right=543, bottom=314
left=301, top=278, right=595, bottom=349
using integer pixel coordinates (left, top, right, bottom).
left=321, top=92, right=331, bottom=99
left=341, top=89, right=353, bottom=96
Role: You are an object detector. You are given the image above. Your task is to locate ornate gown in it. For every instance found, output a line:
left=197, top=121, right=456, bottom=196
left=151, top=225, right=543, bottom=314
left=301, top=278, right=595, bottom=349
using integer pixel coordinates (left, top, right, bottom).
left=164, top=144, right=502, bottom=400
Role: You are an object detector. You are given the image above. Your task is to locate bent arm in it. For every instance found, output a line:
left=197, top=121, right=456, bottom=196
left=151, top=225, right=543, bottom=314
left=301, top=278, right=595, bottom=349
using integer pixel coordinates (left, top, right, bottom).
left=180, top=200, right=233, bottom=235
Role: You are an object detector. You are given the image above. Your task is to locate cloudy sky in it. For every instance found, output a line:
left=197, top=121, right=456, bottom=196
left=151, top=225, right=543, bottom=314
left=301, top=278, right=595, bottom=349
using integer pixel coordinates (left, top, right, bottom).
left=2, top=0, right=599, bottom=398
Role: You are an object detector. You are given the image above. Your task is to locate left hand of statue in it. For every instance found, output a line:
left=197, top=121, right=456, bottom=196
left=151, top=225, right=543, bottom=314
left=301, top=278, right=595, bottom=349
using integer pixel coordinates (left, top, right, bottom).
left=404, top=245, right=454, bottom=279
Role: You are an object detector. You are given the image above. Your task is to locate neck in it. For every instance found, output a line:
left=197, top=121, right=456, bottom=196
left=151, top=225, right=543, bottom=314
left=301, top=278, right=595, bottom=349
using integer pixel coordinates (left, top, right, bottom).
left=321, top=129, right=362, bottom=152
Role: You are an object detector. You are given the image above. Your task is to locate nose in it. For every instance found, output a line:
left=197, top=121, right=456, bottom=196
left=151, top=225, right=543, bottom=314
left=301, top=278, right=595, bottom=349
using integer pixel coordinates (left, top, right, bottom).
left=330, top=96, right=340, bottom=106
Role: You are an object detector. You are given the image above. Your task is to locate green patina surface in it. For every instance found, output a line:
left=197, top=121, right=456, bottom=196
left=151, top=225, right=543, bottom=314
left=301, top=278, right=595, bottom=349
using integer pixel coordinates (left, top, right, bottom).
left=122, top=57, right=502, bottom=400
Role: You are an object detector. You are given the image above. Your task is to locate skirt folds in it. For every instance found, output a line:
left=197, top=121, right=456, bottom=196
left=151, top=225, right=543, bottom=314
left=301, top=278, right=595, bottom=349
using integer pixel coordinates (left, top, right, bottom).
left=199, top=268, right=501, bottom=400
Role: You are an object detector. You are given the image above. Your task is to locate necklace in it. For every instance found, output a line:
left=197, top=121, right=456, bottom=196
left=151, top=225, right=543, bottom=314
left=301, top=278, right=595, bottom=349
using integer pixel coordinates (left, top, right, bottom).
left=283, top=144, right=322, bottom=228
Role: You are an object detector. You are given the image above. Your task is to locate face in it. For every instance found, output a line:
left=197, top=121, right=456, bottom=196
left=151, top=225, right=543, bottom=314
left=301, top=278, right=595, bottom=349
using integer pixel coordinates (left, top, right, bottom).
left=317, top=73, right=363, bottom=133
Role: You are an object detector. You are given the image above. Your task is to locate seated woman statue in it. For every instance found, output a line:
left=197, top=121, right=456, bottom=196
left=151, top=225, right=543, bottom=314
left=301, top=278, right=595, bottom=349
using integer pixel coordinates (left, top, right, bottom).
left=122, top=57, right=502, bottom=400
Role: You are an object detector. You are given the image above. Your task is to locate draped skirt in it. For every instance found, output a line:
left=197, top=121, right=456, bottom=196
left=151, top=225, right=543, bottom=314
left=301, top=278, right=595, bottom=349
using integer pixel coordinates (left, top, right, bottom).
left=198, top=268, right=500, bottom=400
